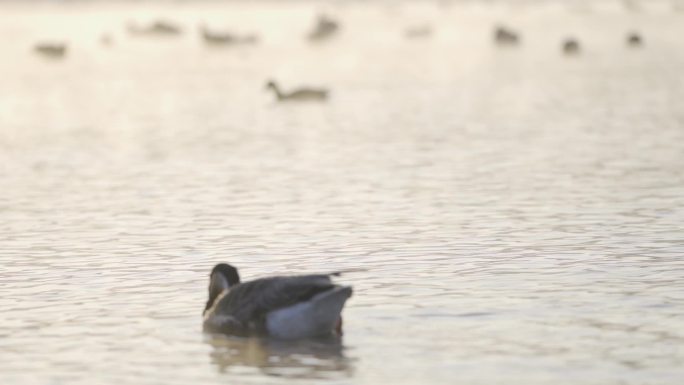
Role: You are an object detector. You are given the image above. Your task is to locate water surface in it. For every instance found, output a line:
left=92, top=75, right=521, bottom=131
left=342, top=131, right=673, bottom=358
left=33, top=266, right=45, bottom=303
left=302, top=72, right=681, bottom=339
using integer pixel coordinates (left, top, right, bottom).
left=1, top=1, right=684, bottom=384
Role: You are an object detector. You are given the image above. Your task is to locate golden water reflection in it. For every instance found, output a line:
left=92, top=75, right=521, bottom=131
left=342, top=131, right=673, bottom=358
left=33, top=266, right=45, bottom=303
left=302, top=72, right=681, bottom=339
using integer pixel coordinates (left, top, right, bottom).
left=206, top=333, right=353, bottom=380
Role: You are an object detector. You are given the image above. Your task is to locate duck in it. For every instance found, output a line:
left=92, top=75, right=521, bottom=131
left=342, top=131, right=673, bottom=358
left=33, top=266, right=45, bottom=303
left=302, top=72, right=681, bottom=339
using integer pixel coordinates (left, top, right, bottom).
left=265, top=80, right=329, bottom=102
left=627, top=32, right=643, bottom=47
left=308, top=14, right=339, bottom=41
left=203, top=263, right=352, bottom=339
left=200, top=24, right=233, bottom=45
left=34, top=42, right=67, bottom=58
left=563, top=38, right=581, bottom=55
left=127, top=20, right=182, bottom=37
left=494, top=25, right=520, bottom=46
left=199, top=24, right=259, bottom=46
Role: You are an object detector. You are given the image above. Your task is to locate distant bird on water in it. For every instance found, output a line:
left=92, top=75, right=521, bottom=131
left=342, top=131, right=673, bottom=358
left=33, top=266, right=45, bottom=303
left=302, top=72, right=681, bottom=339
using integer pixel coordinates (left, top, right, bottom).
left=563, top=38, right=581, bottom=55
left=127, top=20, right=182, bottom=37
left=33, top=42, right=67, bottom=58
left=494, top=25, right=520, bottom=46
left=308, top=14, right=340, bottom=41
left=199, top=24, right=258, bottom=46
left=203, top=263, right=352, bottom=339
left=265, top=80, right=329, bottom=102
left=627, top=32, right=643, bottom=47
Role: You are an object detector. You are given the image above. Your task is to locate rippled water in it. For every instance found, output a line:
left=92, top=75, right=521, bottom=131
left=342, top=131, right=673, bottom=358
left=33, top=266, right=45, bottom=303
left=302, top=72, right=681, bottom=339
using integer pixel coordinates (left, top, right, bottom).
left=1, top=1, right=684, bottom=384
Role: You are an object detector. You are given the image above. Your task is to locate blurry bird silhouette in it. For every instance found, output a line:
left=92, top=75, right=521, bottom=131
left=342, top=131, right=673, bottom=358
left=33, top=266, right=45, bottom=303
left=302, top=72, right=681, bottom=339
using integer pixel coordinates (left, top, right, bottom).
left=34, top=42, right=67, bottom=59
left=494, top=25, right=520, bottom=46
left=563, top=38, right=581, bottom=55
left=308, top=14, right=339, bottom=41
left=265, top=80, right=329, bottom=102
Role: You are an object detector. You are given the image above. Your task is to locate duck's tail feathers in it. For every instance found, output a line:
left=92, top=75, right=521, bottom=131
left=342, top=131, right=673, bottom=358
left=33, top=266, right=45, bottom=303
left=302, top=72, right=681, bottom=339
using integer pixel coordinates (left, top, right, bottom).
left=309, top=285, right=352, bottom=327
left=266, top=285, right=352, bottom=339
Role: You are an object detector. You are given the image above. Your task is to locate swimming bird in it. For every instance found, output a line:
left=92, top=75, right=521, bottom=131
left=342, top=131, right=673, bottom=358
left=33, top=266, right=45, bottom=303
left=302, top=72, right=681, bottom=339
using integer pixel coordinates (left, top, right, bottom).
left=494, top=25, right=520, bottom=46
left=563, top=38, right=581, bottom=55
left=627, top=32, right=643, bottom=47
left=199, top=24, right=258, bottom=46
left=308, top=14, right=339, bottom=41
left=34, top=42, right=67, bottom=58
left=203, top=263, right=352, bottom=339
left=265, top=80, right=329, bottom=102
left=127, top=20, right=182, bottom=37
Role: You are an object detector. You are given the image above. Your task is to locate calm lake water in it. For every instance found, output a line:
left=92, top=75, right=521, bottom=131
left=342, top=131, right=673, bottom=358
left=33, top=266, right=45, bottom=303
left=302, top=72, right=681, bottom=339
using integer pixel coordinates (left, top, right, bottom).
left=1, top=1, right=684, bottom=384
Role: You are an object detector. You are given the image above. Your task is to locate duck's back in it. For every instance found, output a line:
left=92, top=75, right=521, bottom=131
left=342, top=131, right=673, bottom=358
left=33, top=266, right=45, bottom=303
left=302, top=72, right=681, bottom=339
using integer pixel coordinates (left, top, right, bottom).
left=287, top=89, right=328, bottom=100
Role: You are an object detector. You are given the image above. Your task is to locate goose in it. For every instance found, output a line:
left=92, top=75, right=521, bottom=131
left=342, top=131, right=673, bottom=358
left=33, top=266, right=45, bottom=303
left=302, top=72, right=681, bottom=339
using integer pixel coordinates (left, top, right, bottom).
left=149, top=21, right=182, bottom=35
left=563, top=38, right=581, bottom=55
left=200, top=25, right=234, bottom=45
left=203, top=263, right=352, bottom=339
left=199, top=24, right=258, bottom=46
left=34, top=42, right=67, bottom=58
left=494, top=25, right=520, bottom=46
left=265, top=80, right=329, bottom=102
left=127, top=20, right=182, bottom=37
left=308, top=14, right=339, bottom=41
left=627, top=32, right=643, bottom=47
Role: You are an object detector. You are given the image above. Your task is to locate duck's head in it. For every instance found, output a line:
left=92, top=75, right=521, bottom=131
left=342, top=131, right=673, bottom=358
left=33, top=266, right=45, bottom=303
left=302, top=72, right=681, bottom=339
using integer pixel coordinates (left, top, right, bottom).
left=205, top=263, right=240, bottom=313
left=265, top=80, right=277, bottom=91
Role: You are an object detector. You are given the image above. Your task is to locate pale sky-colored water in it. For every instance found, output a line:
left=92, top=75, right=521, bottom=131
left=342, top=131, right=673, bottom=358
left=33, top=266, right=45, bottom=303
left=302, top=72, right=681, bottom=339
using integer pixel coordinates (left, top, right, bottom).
left=1, top=1, right=684, bottom=384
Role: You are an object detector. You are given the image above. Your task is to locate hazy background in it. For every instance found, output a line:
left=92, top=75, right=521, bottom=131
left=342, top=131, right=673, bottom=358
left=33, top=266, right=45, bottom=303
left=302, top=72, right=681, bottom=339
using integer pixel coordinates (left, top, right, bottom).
left=1, top=0, right=683, bottom=384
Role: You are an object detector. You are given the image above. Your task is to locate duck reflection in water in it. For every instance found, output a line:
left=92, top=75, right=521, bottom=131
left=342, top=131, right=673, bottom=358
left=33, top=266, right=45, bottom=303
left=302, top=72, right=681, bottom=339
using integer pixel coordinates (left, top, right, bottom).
left=205, top=333, right=353, bottom=379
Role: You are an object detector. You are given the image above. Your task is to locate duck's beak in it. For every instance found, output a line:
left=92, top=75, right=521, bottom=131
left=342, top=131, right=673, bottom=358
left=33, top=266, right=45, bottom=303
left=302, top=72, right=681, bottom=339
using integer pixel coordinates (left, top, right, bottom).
left=205, top=272, right=231, bottom=315
left=209, top=272, right=230, bottom=299
left=209, top=273, right=230, bottom=294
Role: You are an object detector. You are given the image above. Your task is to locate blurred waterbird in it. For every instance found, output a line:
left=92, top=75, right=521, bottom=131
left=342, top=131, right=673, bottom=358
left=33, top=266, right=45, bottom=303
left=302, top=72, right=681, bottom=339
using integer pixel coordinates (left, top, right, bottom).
left=494, top=25, right=520, bottom=46
left=563, top=38, right=581, bottom=55
left=199, top=24, right=258, bottom=46
left=308, top=14, right=339, bottom=41
left=265, top=80, right=329, bottom=102
left=127, top=20, right=182, bottom=37
left=203, top=263, right=352, bottom=339
left=33, top=42, right=67, bottom=58
left=627, top=32, right=643, bottom=47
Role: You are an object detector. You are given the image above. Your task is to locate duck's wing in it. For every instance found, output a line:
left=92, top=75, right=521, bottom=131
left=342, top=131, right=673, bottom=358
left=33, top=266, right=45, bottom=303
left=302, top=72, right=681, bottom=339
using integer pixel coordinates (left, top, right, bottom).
left=215, top=275, right=336, bottom=327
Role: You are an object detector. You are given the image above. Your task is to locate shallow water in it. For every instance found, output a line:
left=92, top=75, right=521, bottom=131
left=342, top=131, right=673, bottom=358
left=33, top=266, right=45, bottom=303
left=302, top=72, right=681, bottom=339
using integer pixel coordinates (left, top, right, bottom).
left=1, top=1, right=684, bottom=384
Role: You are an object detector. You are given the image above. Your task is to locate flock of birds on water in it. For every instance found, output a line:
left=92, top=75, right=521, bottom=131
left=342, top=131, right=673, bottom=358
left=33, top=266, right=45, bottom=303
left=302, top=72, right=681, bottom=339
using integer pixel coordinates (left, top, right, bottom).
left=32, top=12, right=645, bottom=103
left=492, top=24, right=643, bottom=55
left=23, top=5, right=658, bottom=340
left=32, top=14, right=342, bottom=102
